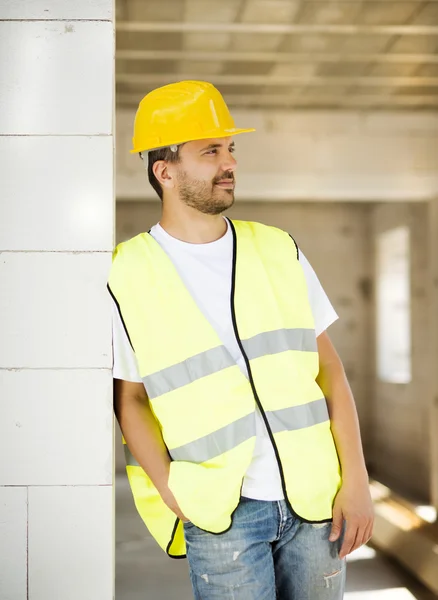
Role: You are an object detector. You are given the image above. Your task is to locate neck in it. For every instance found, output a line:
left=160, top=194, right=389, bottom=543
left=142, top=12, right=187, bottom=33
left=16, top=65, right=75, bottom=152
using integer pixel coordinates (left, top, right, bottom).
left=160, top=201, right=228, bottom=244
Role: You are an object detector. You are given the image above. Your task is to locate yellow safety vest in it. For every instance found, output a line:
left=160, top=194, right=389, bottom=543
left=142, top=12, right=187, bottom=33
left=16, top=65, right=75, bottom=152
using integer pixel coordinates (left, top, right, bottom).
left=108, top=220, right=341, bottom=558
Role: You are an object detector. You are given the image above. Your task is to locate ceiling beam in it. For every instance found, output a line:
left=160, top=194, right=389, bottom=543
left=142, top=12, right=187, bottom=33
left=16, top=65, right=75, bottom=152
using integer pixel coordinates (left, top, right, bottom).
left=116, top=93, right=438, bottom=108
left=116, top=21, right=438, bottom=35
left=117, top=73, right=438, bottom=87
left=116, top=50, right=438, bottom=64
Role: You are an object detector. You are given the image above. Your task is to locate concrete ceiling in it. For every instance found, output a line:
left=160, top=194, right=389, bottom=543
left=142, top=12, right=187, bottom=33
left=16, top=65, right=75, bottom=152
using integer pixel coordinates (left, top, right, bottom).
left=116, top=0, right=438, bottom=111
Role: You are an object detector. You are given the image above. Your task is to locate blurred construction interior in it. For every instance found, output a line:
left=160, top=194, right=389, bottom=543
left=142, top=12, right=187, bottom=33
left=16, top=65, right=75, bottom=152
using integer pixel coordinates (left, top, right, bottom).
left=114, top=1, right=438, bottom=598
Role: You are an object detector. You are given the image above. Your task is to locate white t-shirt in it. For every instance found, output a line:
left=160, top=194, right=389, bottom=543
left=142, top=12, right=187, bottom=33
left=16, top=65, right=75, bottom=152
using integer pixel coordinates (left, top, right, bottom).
left=112, top=218, right=338, bottom=501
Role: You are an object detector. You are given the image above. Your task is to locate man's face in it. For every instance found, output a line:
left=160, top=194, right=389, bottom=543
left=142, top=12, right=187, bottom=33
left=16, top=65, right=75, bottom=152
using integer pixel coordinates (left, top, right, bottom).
left=173, top=137, right=237, bottom=215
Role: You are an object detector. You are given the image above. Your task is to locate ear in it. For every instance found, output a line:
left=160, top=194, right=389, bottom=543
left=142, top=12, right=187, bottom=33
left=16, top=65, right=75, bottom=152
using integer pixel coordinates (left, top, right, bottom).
left=153, top=160, right=175, bottom=190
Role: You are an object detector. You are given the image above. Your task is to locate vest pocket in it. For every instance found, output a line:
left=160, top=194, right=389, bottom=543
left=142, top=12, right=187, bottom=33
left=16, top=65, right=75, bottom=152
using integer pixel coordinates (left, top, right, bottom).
left=126, top=465, right=185, bottom=554
left=167, top=458, right=246, bottom=534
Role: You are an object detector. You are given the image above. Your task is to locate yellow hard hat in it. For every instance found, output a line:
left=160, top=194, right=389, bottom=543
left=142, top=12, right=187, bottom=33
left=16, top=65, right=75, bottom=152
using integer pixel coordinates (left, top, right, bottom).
left=131, top=80, right=255, bottom=154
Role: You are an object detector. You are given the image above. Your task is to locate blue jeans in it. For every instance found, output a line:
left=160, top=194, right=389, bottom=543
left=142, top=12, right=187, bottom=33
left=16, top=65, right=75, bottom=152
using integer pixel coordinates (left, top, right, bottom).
left=184, top=497, right=346, bottom=599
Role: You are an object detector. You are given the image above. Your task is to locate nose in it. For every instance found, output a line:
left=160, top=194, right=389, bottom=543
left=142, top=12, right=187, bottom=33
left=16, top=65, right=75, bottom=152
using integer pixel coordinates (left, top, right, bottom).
left=222, top=151, right=237, bottom=173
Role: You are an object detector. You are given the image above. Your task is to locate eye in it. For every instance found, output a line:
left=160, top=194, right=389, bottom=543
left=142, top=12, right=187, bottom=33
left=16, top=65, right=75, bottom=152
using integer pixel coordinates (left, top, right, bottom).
left=229, top=146, right=235, bottom=153
left=205, top=149, right=218, bottom=155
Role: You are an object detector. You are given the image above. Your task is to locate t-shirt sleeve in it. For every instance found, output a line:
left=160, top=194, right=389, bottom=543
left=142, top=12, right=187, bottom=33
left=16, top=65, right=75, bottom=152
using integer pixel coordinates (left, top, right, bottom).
left=112, top=300, right=142, bottom=383
left=298, top=251, right=338, bottom=337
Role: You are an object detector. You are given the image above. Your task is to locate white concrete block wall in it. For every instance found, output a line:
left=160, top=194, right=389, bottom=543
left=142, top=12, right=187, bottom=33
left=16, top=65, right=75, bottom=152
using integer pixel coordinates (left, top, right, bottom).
left=0, top=2, right=114, bottom=599
left=28, top=487, right=113, bottom=599
left=0, top=488, right=27, bottom=599
left=0, top=137, right=113, bottom=251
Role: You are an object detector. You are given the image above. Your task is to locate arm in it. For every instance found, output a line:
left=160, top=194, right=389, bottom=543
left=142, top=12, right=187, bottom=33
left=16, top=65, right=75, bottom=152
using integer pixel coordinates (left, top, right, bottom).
left=114, top=378, right=188, bottom=521
left=316, top=331, right=374, bottom=558
left=316, top=331, right=368, bottom=482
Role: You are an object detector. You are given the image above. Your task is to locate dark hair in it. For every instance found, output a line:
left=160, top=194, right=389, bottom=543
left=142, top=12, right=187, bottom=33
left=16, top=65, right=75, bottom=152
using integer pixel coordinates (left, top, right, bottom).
left=141, top=146, right=182, bottom=201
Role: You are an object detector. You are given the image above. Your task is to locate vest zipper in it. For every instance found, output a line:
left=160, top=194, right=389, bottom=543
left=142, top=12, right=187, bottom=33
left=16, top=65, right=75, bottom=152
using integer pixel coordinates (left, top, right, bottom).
left=228, top=221, right=330, bottom=526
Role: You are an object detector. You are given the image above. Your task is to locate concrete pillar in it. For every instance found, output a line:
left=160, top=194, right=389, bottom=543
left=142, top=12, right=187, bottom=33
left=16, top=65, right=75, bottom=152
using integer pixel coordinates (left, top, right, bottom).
left=430, top=198, right=438, bottom=510
left=0, top=2, right=114, bottom=599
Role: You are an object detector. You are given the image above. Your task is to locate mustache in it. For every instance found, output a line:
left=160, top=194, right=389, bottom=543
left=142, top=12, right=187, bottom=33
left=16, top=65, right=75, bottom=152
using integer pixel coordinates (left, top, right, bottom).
left=213, top=171, right=235, bottom=184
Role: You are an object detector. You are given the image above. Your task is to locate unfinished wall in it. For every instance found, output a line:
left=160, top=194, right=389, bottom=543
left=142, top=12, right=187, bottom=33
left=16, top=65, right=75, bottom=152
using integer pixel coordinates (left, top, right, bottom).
left=117, top=108, right=438, bottom=202
left=370, top=203, right=430, bottom=501
left=429, top=198, right=438, bottom=509
left=115, top=200, right=373, bottom=471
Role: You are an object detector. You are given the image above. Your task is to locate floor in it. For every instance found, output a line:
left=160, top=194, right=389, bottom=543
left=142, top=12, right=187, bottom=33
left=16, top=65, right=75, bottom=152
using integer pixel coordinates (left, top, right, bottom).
left=115, top=476, right=436, bottom=600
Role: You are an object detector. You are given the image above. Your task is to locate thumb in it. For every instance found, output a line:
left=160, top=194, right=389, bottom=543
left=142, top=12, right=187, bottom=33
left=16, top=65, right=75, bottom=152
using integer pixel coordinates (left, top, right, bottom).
left=329, top=506, right=343, bottom=542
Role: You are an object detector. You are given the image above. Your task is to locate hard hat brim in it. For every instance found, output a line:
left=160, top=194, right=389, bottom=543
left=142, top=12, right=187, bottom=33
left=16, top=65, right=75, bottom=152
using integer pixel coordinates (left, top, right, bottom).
left=130, top=127, right=256, bottom=155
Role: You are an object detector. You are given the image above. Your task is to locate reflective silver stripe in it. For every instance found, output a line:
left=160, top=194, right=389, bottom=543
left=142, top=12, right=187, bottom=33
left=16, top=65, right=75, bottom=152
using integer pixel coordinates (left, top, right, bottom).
left=169, top=412, right=256, bottom=463
left=143, top=345, right=235, bottom=400
left=267, top=398, right=329, bottom=434
left=142, top=329, right=316, bottom=399
left=243, top=328, right=317, bottom=360
left=168, top=398, right=328, bottom=464
left=124, top=445, right=140, bottom=467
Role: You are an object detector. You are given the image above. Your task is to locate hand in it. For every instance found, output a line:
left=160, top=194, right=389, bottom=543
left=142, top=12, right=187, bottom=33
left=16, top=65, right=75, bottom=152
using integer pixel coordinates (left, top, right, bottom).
left=329, top=479, right=374, bottom=559
left=160, top=486, right=190, bottom=523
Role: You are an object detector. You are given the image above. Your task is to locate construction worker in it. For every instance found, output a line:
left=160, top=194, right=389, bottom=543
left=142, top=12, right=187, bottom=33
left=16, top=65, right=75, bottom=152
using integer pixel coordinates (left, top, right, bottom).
left=109, top=80, right=374, bottom=599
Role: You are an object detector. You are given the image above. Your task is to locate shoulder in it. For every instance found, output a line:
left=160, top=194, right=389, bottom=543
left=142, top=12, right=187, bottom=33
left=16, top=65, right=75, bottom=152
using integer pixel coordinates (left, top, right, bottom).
left=112, top=233, right=148, bottom=261
left=231, top=220, right=299, bottom=260
left=111, top=233, right=156, bottom=274
left=109, top=233, right=151, bottom=289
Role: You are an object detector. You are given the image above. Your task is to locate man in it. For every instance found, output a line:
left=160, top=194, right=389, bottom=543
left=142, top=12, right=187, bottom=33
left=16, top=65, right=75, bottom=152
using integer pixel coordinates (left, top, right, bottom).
left=109, top=80, right=373, bottom=599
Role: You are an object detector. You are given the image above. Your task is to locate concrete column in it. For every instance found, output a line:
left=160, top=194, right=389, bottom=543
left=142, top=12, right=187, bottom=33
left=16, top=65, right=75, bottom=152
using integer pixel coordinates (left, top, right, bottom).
left=430, top=198, right=438, bottom=510
left=0, top=2, right=114, bottom=599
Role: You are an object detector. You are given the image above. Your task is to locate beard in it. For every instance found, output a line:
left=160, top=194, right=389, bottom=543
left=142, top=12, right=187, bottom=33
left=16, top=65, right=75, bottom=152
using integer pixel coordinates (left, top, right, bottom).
left=176, top=169, right=235, bottom=215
